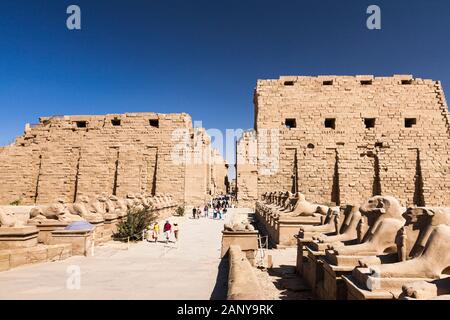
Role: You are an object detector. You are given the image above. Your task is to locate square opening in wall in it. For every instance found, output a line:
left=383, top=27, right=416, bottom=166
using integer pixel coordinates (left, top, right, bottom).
left=405, top=118, right=417, bottom=128
left=364, top=118, right=376, bottom=129
left=360, top=80, right=373, bottom=85
left=76, top=121, right=87, bottom=128
left=285, top=118, right=297, bottom=129
left=111, top=119, right=121, bottom=126
left=324, top=118, right=336, bottom=129
left=284, top=81, right=295, bottom=86
left=323, top=80, right=333, bottom=86
left=149, top=119, right=159, bottom=128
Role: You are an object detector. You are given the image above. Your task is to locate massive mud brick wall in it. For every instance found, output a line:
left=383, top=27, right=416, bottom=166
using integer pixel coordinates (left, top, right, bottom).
left=251, top=75, right=450, bottom=207
left=0, top=112, right=227, bottom=206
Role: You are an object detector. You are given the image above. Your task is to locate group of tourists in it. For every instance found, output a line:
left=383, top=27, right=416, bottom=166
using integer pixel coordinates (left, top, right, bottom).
left=191, top=194, right=233, bottom=220
left=147, top=220, right=179, bottom=244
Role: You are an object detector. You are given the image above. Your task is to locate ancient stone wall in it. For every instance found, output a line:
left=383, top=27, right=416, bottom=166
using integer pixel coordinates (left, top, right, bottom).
left=253, top=75, right=450, bottom=207
left=236, top=131, right=258, bottom=207
left=211, top=148, right=229, bottom=195
left=184, top=127, right=212, bottom=206
left=0, top=112, right=227, bottom=206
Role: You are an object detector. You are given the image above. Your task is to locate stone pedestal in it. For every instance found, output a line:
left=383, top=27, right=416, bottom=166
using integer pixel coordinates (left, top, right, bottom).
left=303, top=246, right=327, bottom=297
left=103, top=214, right=119, bottom=241
left=318, top=249, right=382, bottom=300
left=50, top=229, right=94, bottom=256
left=28, top=220, right=69, bottom=244
left=85, top=218, right=105, bottom=245
left=0, top=252, right=9, bottom=272
left=0, top=226, right=39, bottom=249
left=277, top=216, right=322, bottom=247
left=320, top=261, right=353, bottom=300
left=342, top=267, right=433, bottom=300
left=343, top=274, right=395, bottom=300
left=221, top=230, right=259, bottom=266
left=0, top=243, right=72, bottom=271
left=296, top=238, right=317, bottom=275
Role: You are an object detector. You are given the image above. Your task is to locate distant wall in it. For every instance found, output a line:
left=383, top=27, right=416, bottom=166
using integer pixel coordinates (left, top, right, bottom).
left=236, top=131, right=258, bottom=208
left=0, top=112, right=227, bottom=206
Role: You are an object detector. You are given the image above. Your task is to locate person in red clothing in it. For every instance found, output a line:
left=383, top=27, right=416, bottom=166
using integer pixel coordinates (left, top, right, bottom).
left=163, top=220, right=172, bottom=243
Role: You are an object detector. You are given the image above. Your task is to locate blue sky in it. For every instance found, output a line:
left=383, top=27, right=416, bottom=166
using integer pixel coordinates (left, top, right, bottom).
left=1, top=0, right=449, bottom=178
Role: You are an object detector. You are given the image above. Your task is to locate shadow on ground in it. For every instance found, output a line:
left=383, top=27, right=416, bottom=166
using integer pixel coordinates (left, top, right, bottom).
left=210, top=256, right=229, bottom=300
left=267, top=264, right=312, bottom=300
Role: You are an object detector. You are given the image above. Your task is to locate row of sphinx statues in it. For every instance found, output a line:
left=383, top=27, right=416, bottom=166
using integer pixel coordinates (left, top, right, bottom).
left=259, top=191, right=332, bottom=217
left=0, top=193, right=177, bottom=228
left=256, top=191, right=450, bottom=300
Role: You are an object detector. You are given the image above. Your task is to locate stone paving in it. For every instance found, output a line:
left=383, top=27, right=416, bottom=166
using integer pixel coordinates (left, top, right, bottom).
left=0, top=210, right=237, bottom=300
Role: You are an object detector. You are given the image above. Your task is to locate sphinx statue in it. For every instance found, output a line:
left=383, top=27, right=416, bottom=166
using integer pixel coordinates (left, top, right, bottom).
left=274, top=191, right=284, bottom=207
left=167, top=194, right=176, bottom=207
left=106, top=195, right=127, bottom=217
left=334, top=204, right=450, bottom=300
left=400, top=277, right=450, bottom=300
left=30, top=198, right=84, bottom=223
left=68, top=195, right=103, bottom=221
left=88, top=194, right=108, bottom=217
left=115, top=196, right=129, bottom=215
left=329, top=196, right=405, bottom=255
left=284, top=191, right=299, bottom=212
left=358, top=206, right=450, bottom=267
left=0, top=207, right=24, bottom=228
left=125, top=193, right=140, bottom=209
left=267, top=191, right=274, bottom=205
left=299, top=207, right=341, bottom=236
left=264, top=192, right=272, bottom=204
left=224, top=222, right=255, bottom=232
left=163, top=194, right=173, bottom=207
left=134, top=194, right=150, bottom=209
left=365, top=224, right=450, bottom=280
left=277, top=191, right=291, bottom=211
left=271, top=191, right=278, bottom=205
left=261, top=192, right=267, bottom=203
left=286, top=193, right=329, bottom=217
left=313, top=205, right=362, bottom=245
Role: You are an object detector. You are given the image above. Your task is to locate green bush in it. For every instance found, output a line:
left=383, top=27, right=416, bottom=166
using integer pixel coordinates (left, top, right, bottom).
left=113, top=205, right=158, bottom=242
left=175, top=206, right=185, bottom=217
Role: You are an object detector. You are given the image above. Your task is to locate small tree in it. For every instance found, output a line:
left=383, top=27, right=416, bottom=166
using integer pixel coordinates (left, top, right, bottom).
left=113, top=205, right=158, bottom=242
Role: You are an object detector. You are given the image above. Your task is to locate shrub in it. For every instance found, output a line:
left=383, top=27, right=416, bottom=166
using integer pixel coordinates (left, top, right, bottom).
left=113, top=205, right=158, bottom=242
left=10, top=199, right=22, bottom=206
left=175, top=206, right=185, bottom=217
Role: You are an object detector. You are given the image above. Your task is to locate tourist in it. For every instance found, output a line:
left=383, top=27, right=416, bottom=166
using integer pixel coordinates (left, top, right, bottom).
left=163, top=220, right=172, bottom=243
left=192, top=207, right=197, bottom=219
left=196, top=206, right=201, bottom=219
left=173, top=223, right=179, bottom=242
left=203, top=205, right=208, bottom=218
left=146, top=223, right=153, bottom=242
left=152, top=222, right=160, bottom=243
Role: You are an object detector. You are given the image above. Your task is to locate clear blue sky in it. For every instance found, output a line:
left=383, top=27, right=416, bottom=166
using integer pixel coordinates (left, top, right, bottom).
left=1, top=0, right=449, bottom=178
